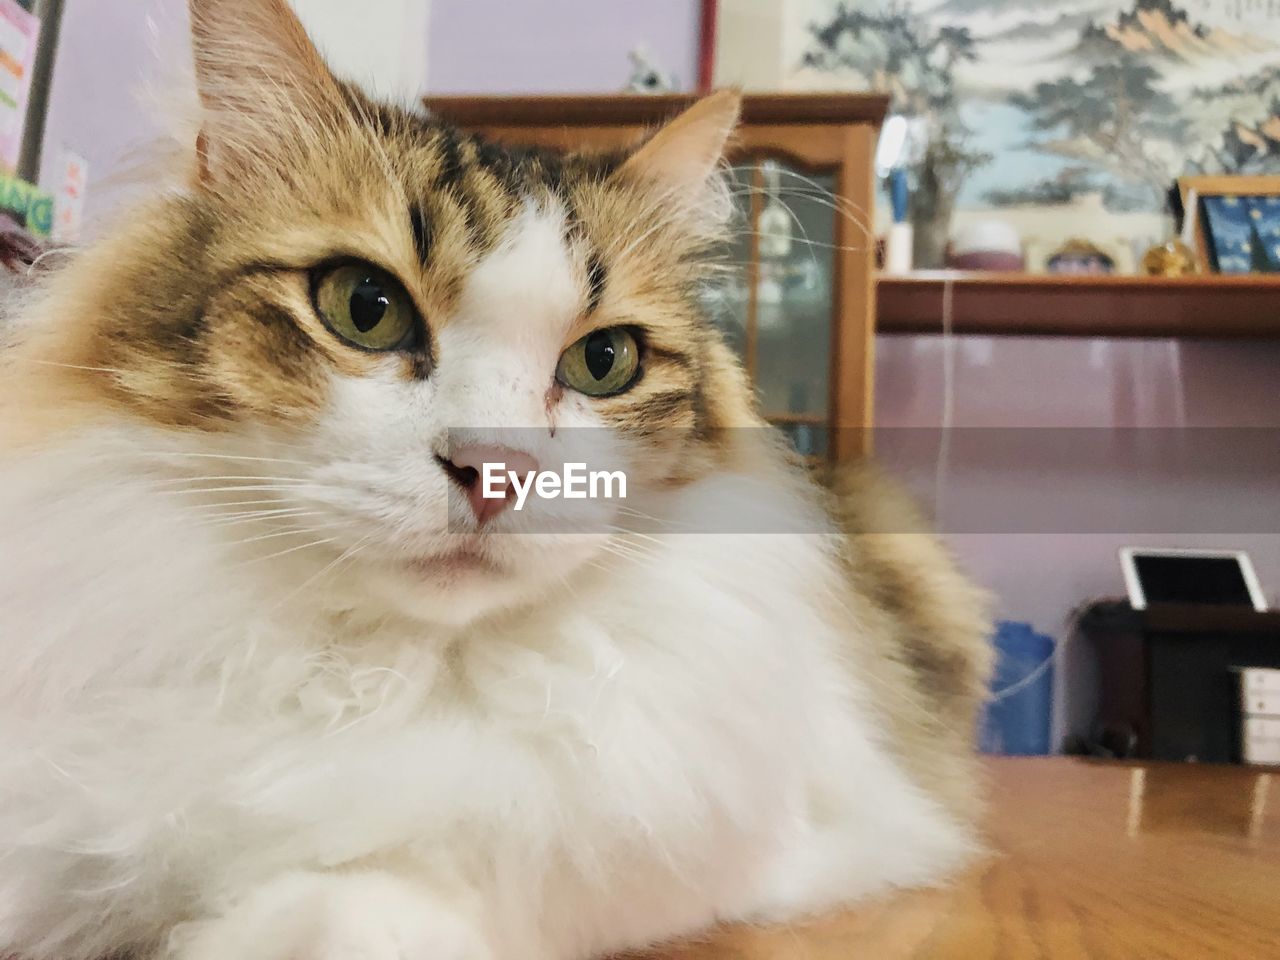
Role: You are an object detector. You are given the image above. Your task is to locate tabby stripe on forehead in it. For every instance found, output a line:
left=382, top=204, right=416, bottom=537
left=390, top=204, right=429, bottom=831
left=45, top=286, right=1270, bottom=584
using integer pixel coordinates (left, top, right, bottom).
left=451, top=182, right=492, bottom=250
left=409, top=207, right=431, bottom=264
left=585, top=252, right=607, bottom=314
left=433, top=132, right=464, bottom=187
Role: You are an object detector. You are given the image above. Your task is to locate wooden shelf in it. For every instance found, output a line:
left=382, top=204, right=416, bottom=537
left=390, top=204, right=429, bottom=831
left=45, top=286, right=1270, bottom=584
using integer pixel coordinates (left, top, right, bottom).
left=877, top=272, right=1280, bottom=339
left=423, top=93, right=891, bottom=129
left=763, top=413, right=827, bottom=425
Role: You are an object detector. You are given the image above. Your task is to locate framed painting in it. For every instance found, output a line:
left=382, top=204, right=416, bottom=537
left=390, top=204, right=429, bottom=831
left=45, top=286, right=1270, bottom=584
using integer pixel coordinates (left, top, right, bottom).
left=716, top=1, right=1280, bottom=273
left=1178, top=175, right=1280, bottom=275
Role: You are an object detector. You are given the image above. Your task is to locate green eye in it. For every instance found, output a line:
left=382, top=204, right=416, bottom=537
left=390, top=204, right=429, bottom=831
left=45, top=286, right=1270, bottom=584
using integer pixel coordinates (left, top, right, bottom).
left=314, top=263, right=417, bottom=351
left=556, top=327, right=641, bottom=397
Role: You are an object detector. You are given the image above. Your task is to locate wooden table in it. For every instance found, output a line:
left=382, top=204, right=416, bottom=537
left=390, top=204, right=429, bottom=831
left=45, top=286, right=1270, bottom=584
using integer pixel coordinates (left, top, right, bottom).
left=642, top=758, right=1280, bottom=959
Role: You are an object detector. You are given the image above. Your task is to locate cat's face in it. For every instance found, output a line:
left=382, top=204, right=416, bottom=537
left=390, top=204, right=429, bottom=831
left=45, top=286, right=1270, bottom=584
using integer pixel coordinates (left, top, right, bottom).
left=29, top=0, right=760, bottom=625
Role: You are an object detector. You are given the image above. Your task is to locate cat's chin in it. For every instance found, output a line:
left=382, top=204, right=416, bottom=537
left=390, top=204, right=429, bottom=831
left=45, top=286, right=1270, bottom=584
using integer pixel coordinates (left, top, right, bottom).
left=404, top=545, right=507, bottom=580
left=344, top=547, right=554, bottom=629
left=308, top=529, right=609, bottom=629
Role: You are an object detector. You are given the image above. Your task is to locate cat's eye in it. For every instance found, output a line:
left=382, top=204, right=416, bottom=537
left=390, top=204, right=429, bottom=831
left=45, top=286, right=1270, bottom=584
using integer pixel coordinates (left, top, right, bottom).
left=556, top=327, right=641, bottom=397
left=313, top=263, right=418, bottom=352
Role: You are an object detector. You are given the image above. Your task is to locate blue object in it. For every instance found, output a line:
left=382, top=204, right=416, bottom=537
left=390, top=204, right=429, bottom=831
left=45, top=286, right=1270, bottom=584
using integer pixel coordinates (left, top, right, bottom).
left=888, top=168, right=909, bottom=224
left=979, top=621, right=1055, bottom=756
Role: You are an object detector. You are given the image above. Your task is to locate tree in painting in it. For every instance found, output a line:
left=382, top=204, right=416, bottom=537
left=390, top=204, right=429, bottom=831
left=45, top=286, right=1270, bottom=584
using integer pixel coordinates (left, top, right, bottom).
left=1186, top=66, right=1280, bottom=175
left=1008, top=53, right=1183, bottom=209
left=793, top=0, right=1280, bottom=243
left=801, top=3, right=990, bottom=265
left=991, top=0, right=1280, bottom=213
left=983, top=167, right=1149, bottom=213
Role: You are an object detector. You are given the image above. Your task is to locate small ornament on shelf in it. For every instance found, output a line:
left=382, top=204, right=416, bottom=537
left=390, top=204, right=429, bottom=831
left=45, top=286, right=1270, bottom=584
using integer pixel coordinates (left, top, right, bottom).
left=1141, top=239, right=1198, bottom=277
left=1141, top=187, right=1200, bottom=278
left=1046, top=238, right=1115, bottom=275
left=625, top=45, right=677, bottom=94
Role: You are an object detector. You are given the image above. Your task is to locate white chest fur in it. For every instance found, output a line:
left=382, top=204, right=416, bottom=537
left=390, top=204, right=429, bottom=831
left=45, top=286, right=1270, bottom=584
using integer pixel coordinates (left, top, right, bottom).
left=0, top=441, right=971, bottom=960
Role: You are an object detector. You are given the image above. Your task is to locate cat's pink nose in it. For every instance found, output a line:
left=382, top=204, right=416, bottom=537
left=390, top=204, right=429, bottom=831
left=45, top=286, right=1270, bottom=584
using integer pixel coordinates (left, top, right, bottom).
left=439, top=444, right=539, bottom=525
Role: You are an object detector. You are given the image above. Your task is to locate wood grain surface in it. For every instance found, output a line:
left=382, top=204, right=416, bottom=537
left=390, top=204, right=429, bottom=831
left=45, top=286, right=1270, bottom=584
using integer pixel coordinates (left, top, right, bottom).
left=637, top=757, right=1279, bottom=960
left=877, top=272, right=1280, bottom=339
left=422, top=93, right=891, bottom=129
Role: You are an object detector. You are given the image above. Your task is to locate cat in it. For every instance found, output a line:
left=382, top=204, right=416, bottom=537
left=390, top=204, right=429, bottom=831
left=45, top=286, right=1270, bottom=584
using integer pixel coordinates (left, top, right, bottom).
left=0, top=1, right=991, bottom=959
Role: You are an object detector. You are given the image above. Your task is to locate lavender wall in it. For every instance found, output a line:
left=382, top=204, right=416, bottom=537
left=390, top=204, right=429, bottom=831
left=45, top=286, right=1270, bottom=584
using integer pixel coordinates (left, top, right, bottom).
left=877, top=334, right=1280, bottom=746
left=426, top=0, right=701, bottom=93
left=38, top=0, right=189, bottom=226
left=39, top=0, right=702, bottom=220
left=877, top=335, right=1280, bottom=624
left=38, top=0, right=430, bottom=229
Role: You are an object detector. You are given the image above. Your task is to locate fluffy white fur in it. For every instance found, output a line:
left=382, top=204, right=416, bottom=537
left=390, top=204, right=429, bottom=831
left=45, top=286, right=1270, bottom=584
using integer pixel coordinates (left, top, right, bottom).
left=0, top=210, right=975, bottom=960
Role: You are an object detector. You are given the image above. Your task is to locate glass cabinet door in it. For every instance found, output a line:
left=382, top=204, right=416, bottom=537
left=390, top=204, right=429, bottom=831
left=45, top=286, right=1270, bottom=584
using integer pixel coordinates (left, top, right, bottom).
left=707, top=159, right=837, bottom=460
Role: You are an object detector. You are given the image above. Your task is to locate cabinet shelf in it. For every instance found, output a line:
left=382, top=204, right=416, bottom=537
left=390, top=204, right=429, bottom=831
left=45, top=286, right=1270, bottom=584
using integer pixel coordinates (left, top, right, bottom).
left=877, top=272, right=1280, bottom=339
left=763, top=413, right=827, bottom=425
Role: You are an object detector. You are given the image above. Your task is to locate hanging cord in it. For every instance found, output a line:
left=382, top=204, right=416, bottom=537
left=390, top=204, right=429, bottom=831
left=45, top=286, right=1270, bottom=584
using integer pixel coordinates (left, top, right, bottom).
left=988, top=605, right=1082, bottom=704
left=926, top=255, right=1069, bottom=708
left=933, top=275, right=956, bottom=522
left=988, top=646, right=1055, bottom=703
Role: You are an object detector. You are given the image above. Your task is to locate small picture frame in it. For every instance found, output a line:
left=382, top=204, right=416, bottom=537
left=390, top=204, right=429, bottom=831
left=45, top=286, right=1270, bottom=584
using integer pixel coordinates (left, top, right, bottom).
left=1178, top=175, right=1280, bottom=275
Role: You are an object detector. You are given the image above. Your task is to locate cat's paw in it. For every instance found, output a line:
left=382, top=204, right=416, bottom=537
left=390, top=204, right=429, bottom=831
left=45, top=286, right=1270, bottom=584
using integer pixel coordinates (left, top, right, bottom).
left=168, top=871, right=493, bottom=960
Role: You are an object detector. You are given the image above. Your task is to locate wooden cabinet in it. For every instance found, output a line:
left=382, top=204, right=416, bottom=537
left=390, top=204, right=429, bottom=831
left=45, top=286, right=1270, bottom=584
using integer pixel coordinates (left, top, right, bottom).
left=423, top=94, right=889, bottom=460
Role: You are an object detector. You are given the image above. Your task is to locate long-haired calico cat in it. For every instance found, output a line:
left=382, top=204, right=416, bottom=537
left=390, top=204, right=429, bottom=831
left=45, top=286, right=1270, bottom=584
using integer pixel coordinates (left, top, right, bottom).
left=0, top=2, right=990, bottom=958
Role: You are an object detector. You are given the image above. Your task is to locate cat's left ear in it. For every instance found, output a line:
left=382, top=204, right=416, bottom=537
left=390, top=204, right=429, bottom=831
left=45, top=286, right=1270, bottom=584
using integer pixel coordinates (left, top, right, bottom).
left=188, top=0, right=342, bottom=185
left=617, top=91, right=741, bottom=199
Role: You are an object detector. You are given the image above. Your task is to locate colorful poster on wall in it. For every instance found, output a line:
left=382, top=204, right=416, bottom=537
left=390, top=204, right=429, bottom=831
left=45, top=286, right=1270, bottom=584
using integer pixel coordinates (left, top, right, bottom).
left=786, top=0, right=1280, bottom=266
left=0, top=0, right=39, bottom=173
left=0, top=170, right=52, bottom=236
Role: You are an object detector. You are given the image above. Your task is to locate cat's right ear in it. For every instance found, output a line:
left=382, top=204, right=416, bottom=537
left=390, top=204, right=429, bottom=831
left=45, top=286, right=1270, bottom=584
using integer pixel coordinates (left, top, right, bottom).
left=188, top=0, right=342, bottom=185
left=616, top=91, right=741, bottom=202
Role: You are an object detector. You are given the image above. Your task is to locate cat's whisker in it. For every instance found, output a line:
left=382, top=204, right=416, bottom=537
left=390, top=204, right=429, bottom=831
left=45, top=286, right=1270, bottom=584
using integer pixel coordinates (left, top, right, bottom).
left=604, top=525, right=664, bottom=548
left=603, top=180, right=696, bottom=263
left=747, top=191, right=826, bottom=273
left=231, top=536, right=341, bottom=568
left=730, top=229, right=869, bottom=256
left=135, top=452, right=312, bottom=467
left=743, top=181, right=862, bottom=251
left=607, top=213, right=673, bottom=265
left=729, top=165, right=878, bottom=227
left=723, top=173, right=877, bottom=243
left=145, top=474, right=315, bottom=486
left=156, top=484, right=327, bottom=497
left=197, top=509, right=326, bottom=529
left=774, top=166, right=877, bottom=220
left=599, top=537, right=656, bottom=565
left=6, top=357, right=133, bottom=376
left=220, top=522, right=348, bottom=550
left=724, top=180, right=873, bottom=227
left=196, top=514, right=308, bottom=531
left=180, top=498, right=291, bottom=512
left=272, top=534, right=374, bottom=611
left=614, top=506, right=691, bottom=530
left=596, top=547, right=647, bottom=569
